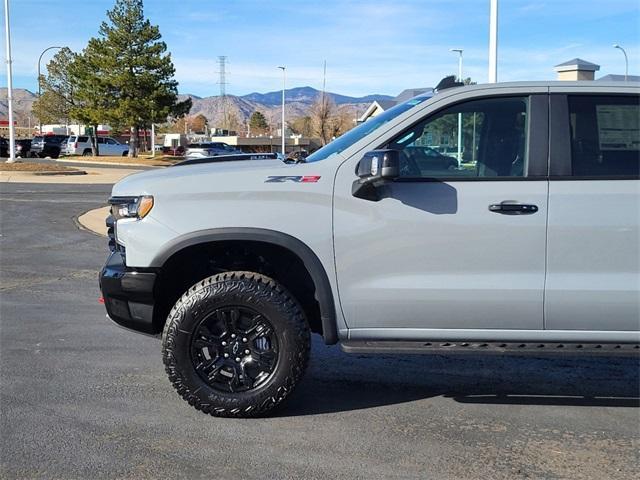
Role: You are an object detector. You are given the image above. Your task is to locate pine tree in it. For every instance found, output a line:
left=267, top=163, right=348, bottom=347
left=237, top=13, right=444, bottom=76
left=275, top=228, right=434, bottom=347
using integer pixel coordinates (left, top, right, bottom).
left=249, top=111, right=268, bottom=135
left=71, top=0, right=190, bottom=156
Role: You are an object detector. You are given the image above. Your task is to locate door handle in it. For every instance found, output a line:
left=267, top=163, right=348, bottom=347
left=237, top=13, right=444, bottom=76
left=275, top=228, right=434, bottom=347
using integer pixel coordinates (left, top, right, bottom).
left=489, top=202, right=538, bottom=215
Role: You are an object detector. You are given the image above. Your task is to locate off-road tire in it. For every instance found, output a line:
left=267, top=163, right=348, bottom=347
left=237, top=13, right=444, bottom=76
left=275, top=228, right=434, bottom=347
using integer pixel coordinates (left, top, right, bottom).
left=82, top=149, right=92, bottom=156
left=162, top=271, right=311, bottom=418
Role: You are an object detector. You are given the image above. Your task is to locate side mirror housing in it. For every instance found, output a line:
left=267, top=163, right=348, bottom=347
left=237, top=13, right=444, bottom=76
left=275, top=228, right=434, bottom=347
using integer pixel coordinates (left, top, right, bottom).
left=352, top=149, right=400, bottom=201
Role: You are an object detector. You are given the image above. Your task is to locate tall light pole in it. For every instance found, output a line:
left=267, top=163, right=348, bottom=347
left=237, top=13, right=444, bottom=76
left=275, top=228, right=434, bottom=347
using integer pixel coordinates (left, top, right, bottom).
left=3, top=0, right=16, bottom=163
left=278, top=66, right=286, bottom=156
left=613, top=44, right=629, bottom=82
left=488, top=0, right=498, bottom=83
left=450, top=49, right=464, bottom=168
left=37, top=46, right=63, bottom=134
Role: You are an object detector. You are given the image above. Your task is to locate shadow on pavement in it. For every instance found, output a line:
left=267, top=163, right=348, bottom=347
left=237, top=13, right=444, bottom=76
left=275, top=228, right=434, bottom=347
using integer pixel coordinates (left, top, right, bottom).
left=277, top=337, right=640, bottom=416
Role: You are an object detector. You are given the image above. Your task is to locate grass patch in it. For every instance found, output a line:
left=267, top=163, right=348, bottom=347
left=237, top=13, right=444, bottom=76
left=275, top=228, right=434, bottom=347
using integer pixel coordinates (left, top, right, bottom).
left=0, top=162, right=79, bottom=172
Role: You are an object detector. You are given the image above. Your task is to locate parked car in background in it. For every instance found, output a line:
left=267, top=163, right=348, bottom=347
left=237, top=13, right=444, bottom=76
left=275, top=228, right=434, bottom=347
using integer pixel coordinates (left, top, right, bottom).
left=286, top=150, right=308, bottom=163
left=66, top=136, right=129, bottom=156
left=0, top=137, right=8, bottom=157
left=15, top=139, right=32, bottom=158
left=30, top=135, right=68, bottom=158
left=402, top=145, right=459, bottom=173
left=185, top=142, right=242, bottom=158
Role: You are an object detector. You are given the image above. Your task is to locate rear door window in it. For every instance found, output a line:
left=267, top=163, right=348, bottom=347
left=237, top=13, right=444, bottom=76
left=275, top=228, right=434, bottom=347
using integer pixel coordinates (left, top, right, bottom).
left=568, top=95, right=639, bottom=177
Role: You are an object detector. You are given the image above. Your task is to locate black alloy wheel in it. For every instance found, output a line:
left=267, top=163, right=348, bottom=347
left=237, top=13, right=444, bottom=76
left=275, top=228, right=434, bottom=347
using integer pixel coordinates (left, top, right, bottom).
left=162, top=271, right=310, bottom=418
left=190, top=305, right=279, bottom=393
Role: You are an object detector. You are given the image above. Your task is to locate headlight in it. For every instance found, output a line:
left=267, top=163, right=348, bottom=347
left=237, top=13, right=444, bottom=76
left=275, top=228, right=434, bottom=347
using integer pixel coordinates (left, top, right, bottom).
left=109, top=195, right=154, bottom=220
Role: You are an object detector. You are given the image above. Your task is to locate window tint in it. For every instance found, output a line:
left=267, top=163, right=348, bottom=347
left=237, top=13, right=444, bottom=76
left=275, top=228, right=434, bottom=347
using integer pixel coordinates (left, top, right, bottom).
left=568, top=95, right=639, bottom=177
left=78, top=136, right=88, bottom=142
left=105, top=138, right=117, bottom=145
left=387, top=96, right=528, bottom=178
left=97, top=137, right=105, bottom=144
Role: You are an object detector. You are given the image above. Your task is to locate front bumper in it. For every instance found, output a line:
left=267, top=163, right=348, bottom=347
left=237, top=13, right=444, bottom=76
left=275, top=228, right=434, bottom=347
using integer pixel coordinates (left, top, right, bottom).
left=99, top=251, right=158, bottom=335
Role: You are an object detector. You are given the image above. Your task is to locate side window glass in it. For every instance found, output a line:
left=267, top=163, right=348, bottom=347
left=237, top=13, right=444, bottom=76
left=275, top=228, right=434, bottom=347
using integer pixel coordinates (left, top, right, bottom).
left=106, top=138, right=117, bottom=145
left=388, top=96, right=528, bottom=178
left=97, top=137, right=105, bottom=144
left=568, top=95, right=639, bottom=177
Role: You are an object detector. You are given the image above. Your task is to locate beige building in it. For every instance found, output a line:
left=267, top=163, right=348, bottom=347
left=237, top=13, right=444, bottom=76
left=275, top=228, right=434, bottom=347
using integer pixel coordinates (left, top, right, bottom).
left=553, top=58, right=600, bottom=81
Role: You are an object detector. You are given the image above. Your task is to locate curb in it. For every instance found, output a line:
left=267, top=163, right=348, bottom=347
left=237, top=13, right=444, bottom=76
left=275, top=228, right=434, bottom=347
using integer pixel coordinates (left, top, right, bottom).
left=56, top=158, right=168, bottom=168
left=33, top=170, right=88, bottom=176
left=76, top=206, right=110, bottom=237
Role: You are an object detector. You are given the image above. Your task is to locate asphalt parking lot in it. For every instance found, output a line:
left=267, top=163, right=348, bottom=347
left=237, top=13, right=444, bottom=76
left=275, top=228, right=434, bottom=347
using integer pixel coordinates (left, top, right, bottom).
left=1, top=182, right=638, bottom=480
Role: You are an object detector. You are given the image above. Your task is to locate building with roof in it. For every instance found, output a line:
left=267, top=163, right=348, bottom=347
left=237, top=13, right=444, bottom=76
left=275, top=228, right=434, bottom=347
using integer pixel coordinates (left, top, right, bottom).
left=358, top=88, right=432, bottom=123
left=553, top=58, right=601, bottom=81
left=597, top=74, right=640, bottom=82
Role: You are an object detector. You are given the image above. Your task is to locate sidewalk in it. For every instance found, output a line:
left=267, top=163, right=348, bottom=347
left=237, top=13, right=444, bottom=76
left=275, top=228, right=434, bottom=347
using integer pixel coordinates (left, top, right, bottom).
left=77, top=206, right=110, bottom=236
left=0, top=166, right=141, bottom=184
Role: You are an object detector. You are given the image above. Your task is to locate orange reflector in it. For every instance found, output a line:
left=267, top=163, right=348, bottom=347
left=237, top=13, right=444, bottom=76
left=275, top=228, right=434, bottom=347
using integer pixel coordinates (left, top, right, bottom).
left=138, top=196, right=154, bottom=219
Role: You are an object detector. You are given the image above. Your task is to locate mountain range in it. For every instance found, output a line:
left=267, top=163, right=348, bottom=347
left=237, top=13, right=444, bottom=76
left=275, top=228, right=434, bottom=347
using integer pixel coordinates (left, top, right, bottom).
left=1, top=86, right=393, bottom=128
left=181, top=86, right=392, bottom=129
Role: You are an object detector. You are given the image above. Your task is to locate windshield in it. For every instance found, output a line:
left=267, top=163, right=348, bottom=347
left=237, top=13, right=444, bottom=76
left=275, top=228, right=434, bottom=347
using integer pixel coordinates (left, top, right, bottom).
left=305, top=91, right=433, bottom=163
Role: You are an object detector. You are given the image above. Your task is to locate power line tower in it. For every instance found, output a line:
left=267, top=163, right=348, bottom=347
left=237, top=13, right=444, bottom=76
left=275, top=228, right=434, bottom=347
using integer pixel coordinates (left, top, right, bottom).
left=217, top=56, right=229, bottom=130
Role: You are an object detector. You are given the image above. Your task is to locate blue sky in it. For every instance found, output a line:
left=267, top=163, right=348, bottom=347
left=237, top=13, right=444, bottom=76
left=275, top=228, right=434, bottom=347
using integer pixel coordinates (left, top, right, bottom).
left=2, top=0, right=639, bottom=97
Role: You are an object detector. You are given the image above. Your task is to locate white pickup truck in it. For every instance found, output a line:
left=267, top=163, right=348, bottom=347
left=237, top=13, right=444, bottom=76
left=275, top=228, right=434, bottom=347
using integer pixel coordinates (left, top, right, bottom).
left=100, top=79, right=640, bottom=418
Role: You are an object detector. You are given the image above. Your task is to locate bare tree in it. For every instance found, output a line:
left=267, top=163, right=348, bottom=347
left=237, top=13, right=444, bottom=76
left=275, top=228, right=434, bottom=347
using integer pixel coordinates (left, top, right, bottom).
left=310, top=95, right=335, bottom=145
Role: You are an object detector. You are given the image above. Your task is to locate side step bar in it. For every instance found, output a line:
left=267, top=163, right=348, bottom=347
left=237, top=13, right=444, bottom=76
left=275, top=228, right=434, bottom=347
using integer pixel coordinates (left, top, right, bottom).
left=340, top=340, right=640, bottom=356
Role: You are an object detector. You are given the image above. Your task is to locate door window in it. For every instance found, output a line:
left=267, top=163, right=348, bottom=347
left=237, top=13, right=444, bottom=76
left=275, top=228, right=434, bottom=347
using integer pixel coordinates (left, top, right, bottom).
left=105, top=138, right=117, bottom=145
left=387, top=96, right=529, bottom=178
left=568, top=95, right=639, bottom=177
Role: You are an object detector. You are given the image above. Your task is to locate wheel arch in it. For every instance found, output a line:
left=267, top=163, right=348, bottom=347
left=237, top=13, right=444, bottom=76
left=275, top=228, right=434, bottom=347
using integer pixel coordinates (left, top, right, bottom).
left=151, top=228, right=338, bottom=344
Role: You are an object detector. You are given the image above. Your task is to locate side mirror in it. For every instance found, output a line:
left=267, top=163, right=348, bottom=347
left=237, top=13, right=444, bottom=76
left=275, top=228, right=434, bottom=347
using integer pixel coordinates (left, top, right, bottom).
left=352, top=149, right=400, bottom=201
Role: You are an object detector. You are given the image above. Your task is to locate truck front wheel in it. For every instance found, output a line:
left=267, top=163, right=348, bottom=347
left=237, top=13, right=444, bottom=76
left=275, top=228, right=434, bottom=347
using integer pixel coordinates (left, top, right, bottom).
left=161, top=271, right=310, bottom=418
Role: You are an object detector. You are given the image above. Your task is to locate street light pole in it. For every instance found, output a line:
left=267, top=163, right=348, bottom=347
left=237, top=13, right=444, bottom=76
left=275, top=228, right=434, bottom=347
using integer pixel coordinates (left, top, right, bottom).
left=450, top=49, right=464, bottom=168
left=37, top=46, right=63, bottom=134
left=278, top=66, right=286, bottom=156
left=3, top=0, right=16, bottom=163
left=488, top=0, right=498, bottom=83
left=613, top=44, right=629, bottom=82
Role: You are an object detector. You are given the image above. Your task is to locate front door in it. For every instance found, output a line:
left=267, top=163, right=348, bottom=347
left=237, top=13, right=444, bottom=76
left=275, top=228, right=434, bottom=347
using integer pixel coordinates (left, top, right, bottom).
left=333, top=95, right=548, bottom=334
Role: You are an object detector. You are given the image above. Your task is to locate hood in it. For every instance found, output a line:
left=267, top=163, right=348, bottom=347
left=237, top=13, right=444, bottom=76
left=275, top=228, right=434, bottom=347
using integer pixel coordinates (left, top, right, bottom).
left=111, top=159, right=293, bottom=196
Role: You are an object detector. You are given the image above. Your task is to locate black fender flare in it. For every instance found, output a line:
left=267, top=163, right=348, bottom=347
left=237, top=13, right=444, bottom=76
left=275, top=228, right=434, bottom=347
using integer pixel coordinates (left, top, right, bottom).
left=150, top=228, right=338, bottom=344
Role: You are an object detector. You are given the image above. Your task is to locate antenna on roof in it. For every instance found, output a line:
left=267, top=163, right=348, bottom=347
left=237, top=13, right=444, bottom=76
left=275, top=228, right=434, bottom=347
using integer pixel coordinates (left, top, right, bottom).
left=435, top=75, right=464, bottom=92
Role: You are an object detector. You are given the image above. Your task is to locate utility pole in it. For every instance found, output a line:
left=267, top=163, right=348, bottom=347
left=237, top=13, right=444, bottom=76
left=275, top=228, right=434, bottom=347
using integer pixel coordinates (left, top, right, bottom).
left=488, top=0, right=498, bottom=83
left=450, top=49, right=464, bottom=168
left=217, top=56, right=228, bottom=130
left=321, top=60, right=327, bottom=144
left=278, top=66, right=286, bottom=156
left=4, top=0, right=16, bottom=163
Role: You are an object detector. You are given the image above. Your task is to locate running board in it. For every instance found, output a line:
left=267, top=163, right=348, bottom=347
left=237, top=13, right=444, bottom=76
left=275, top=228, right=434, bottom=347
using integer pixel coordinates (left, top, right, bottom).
left=340, top=340, right=640, bottom=356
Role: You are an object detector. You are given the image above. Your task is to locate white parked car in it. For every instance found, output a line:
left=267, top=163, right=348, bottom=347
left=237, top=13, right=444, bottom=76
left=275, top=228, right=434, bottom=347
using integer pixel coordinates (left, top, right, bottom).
left=185, top=142, right=242, bottom=158
left=66, top=136, right=129, bottom=156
